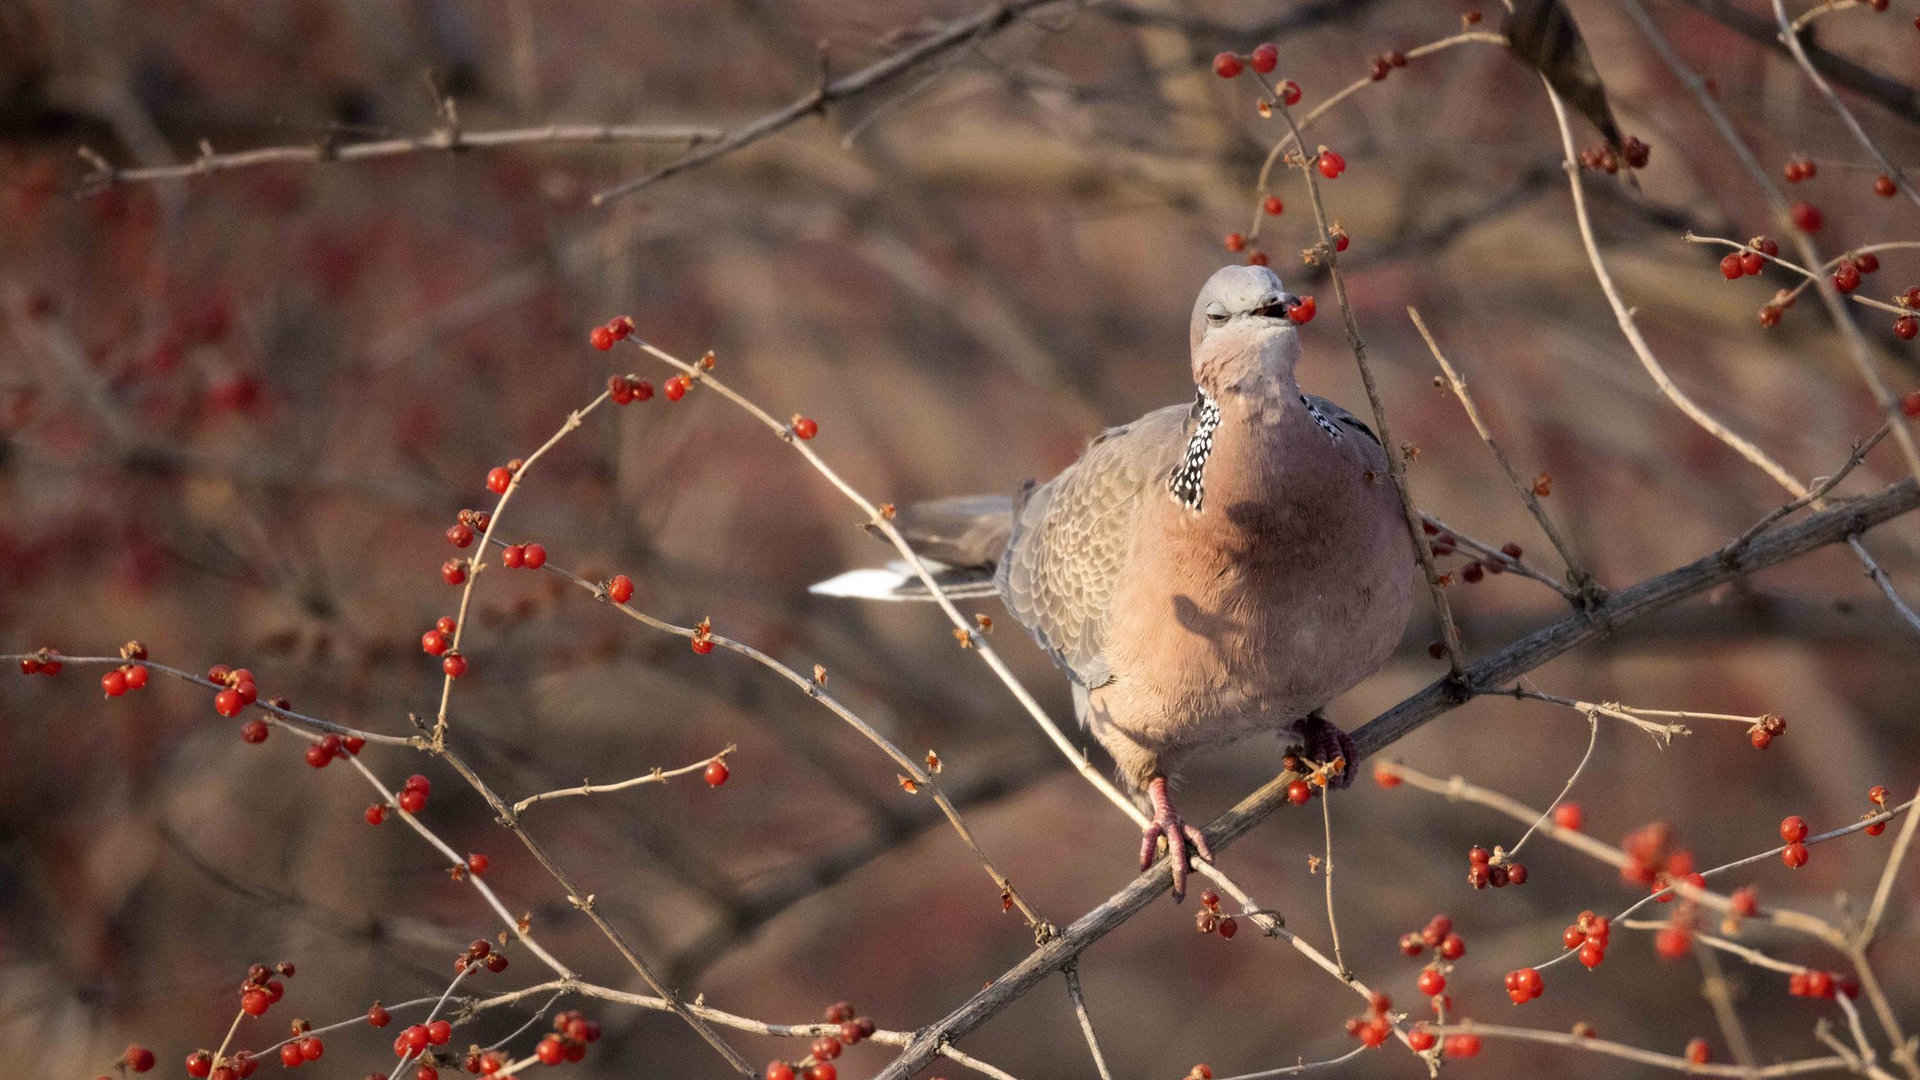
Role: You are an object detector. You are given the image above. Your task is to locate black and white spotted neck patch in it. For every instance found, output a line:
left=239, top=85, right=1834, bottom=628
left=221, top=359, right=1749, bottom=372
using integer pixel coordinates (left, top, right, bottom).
left=1302, top=395, right=1344, bottom=442
left=1169, top=389, right=1221, bottom=511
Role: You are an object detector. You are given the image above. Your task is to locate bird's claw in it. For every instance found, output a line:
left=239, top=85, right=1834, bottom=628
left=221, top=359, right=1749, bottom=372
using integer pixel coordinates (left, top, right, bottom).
left=1140, top=802, right=1215, bottom=902
left=1289, top=712, right=1359, bottom=790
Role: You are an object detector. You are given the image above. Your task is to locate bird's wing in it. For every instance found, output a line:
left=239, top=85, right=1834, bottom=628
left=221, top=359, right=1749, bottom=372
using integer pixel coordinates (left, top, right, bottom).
left=995, top=402, right=1190, bottom=690
left=1302, top=393, right=1381, bottom=447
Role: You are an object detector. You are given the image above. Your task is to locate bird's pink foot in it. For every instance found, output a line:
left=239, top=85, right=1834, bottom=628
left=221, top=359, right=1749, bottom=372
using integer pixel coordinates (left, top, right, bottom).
left=1289, top=711, right=1358, bottom=789
left=1139, top=775, right=1215, bottom=901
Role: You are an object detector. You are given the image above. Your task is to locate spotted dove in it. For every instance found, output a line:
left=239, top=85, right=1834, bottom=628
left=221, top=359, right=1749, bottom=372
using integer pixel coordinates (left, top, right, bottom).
left=813, top=265, right=1415, bottom=899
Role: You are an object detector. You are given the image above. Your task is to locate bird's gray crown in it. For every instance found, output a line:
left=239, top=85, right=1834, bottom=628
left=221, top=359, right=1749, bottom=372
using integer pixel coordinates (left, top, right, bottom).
left=1189, top=265, right=1300, bottom=351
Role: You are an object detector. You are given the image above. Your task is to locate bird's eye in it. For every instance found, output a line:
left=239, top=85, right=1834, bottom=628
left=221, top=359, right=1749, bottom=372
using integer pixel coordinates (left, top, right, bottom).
left=1204, top=303, right=1229, bottom=326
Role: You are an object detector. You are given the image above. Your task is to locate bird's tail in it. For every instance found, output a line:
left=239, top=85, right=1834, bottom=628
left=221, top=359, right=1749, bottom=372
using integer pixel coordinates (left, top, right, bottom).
left=808, top=494, right=1013, bottom=602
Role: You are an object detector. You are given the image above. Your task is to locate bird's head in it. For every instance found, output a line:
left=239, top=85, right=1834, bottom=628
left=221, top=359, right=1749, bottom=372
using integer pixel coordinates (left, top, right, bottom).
left=1187, top=264, right=1306, bottom=395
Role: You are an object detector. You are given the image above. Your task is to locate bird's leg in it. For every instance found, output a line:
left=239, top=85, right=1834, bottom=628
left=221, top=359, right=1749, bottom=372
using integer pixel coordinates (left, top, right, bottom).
left=1288, top=710, right=1358, bottom=789
left=1139, top=774, right=1215, bottom=901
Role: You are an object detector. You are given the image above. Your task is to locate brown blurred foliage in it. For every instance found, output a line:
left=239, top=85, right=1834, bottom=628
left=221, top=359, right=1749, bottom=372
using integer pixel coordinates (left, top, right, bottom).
left=3, top=0, right=1918, bottom=1076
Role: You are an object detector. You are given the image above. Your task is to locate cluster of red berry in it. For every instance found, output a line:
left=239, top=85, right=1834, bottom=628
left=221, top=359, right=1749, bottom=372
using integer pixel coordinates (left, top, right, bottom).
left=1193, top=889, right=1238, bottom=938
left=762, top=1000, right=876, bottom=1080
left=390, top=1017, right=454, bottom=1059
left=1502, top=965, right=1544, bottom=1004
left=607, top=374, right=653, bottom=403
left=1397, top=913, right=1467, bottom=964
left=1464, top=844, right=1527, bottom=889
left=588, top=315, right=636, bottom=351
left=534, top=1009, right=603, bottom=1066
left=237, top=961, right=296, bottom=1017
left=1748, top=712, right=1787, bottom=750
left=443, top=508, right=492, bottom=550
left=1342, top=991, right=1398, bottom=1049
left=1561, top=909, right=1611, bottom=970
left=1575, top=136, right=1652, bottom=174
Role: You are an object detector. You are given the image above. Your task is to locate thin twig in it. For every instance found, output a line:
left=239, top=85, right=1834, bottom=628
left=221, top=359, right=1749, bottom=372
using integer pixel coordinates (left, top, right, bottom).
left=1319, top=791, right=1346, bottom=974
left=1861, top=783, right=1920, bottom=943
left=1694, top=939, right=1761, bottom=1072
left=76, top=123, right=724, bottom=192
left=1421, top=514, right=1574, bottom=597
left=1848, top=537, right=1920, bottom=638
left=1504, top=705, right=1599, bottom=859
left=1426, top=1022, right=1851, bottom=1076
left=593, top=0, right=1069, bottom=203
left=512, top=746, right=739, bottom=815
left=1771, top=0, right=1920, bottom=209
left=1409, top=306, right=1595, bottom=601
left=1062, top=965, right=1115, bottom=1080
left=1723, top=423, right=1890, bottom=557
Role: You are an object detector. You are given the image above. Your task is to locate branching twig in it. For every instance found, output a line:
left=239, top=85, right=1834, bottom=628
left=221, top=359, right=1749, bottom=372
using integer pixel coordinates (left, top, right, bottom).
left=1062, top=965, right=1115, bottom=1080
left=1410, top=307, right=1595, bottom=601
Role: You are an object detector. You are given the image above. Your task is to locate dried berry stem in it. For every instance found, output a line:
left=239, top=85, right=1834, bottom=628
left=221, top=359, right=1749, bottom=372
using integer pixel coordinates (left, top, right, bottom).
left=511, top=745, right=738, bottom=814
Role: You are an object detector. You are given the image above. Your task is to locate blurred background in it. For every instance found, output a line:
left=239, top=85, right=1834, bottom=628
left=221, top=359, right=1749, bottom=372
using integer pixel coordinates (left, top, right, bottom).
left=4, top=0, right=1919, bottom=1076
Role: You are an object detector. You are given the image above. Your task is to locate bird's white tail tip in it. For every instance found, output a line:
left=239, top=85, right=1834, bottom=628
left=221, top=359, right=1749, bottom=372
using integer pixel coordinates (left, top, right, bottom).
left=808, top=567, right=920, bottom=600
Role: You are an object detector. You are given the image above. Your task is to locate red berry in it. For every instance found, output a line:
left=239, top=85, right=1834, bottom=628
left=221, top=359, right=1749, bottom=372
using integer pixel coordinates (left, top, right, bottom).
left=609, top=375, right=635, bottom=404
left=812, top=1036, right=842, bottom=1061
left=398, top=787, right=428, bottom=814
left=1212, top=52, right=1243, bottom=78
left=279, top=1044, right=303, bottom=1068
left=418, top=1067, right=438, bottom=1080
left=124, top=1046, right=156, bottom=1072
left=1512, top=967, right=1543, bottom=999
left=792, top=416, right=819, bottom=440
left=466, top=853, right=489, bottom=876
left=400, top=1025, right=430, bottom=1053
left=1904, top=390, right=1920, bottom=415
left=534, top=1035, right=566, bottom=1065
left=1407, top=1026, right=1435, bottom=1052
left=1373, top=762, right=1401, bottom=788
left=1331, top=227, right=1350, bottom=252
left=1780, top=815, right=1809, bottom=843
left=521, top=543, right=547, bottom=569
left=486, top=466, right=512, bottom=494
left=342, top=735, right=363, bottom=755
left=240, top=719, right=269, bottom=743
left=502, top=544, right=525, bottom=568
left=187, top=1051, right=214, bottom=1078
left=422, top=630, right=450, bottom=656
left=1876, top=174, right=1897, bottom=197
left=1751, top=726, right=1774, bottom=748
left=1835, top=263, right=1861, bottom=292
left=446, top=523, right=474, bottom=548
left=101, top=669, right=129, bottom=697
left=1262, top=195, right=1283, bottom=216
left=1655, top=925, right=1691, bottom=958
left=1224, top=232, right=1246, bottom=253
left=806, top=1066, right=836, bottom=1080
left=765, top=1064, right=795, bottom=1080
left=607, top=316, right=634, bottom=341
left=1250, top=43, right=1278, bottom=73
left=1562, top=924, right=1584, bottom=949
left=422, top=1019, right=450, bottom=1045
left=1553, top=802, right=1584, bottom=830
left=1439, top=932, right=1465, bottom=960
left=1782, top=841, right=1810, bottom=868
left=1857, top=252, right=1880, bottom=273
left=590, top=326, right=615, bottom=351
left=1279, top=80, right=1302, bottom=105
left=1468, top=846, right=1491, bottom=866
left=1720, top=253, right=1743, bottom=279
left=1443, top=1033, right=1481, bottom=1058
left=1805, top=969, right=1835, bottom=998
left=1368, top=991, right=1390, bottom=1013
left=441, top=559, right=468, bottom=585
left=436, top=616, right=456, bottom=634
left=691, top=637, right=714, bottom=655
left=1790, top=201, right=1823, bottom=232
left=1283, top=780, right=1311, bottom=805
left=1685, top=1037, right=1710, bottom=1064
left=1368, top=56, right=1390, bottom=81
left=705, top=759, right=730, bottom=787
left=1897, top=318, right=1920, bottom=342
left=215, top=688, right=244, bottom=717
left=304, top=743, right=332, bottom=768
left=630, top=379, right=654, bottom=401
left=240, top=987, right=271, bottom=1015
left=365, top=804, right=386, bottom=825
left=1579, top=942, right=1605, bottom=968
left=1417, top=968, right=1446, bottom=995
left=1246, top=251, right=1270, bottom=267
left=825, top=1002, right=855, bottom=1024
left=607, top=575, right=634, bottom=604
left=1506, top=862, right=1528, bottom=885
left=1740, top=252, right=1764, bottom=276
left=297, top=1037, right=323, bottom=1062
left=442, top=653, right=468, bottom=678
left=1287, top=296, right=1317, bottom=324
left=1217, top=915, right=1238, bottom=938
left=1758, top=305, right=1782, bottom=329
left=1316, top=149, right=1346, bottom=179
